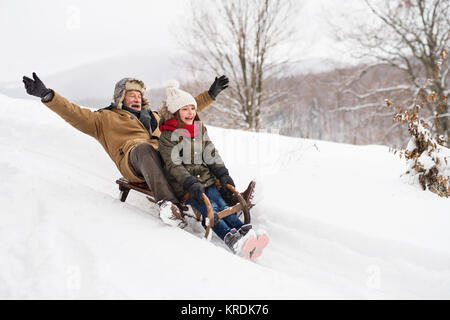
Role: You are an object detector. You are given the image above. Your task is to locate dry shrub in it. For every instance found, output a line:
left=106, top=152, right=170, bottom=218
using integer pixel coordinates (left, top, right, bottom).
left=386, top=92, right=450, bottom=197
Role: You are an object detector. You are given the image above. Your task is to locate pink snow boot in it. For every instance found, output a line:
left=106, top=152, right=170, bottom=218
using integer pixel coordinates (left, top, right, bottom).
left=237, top=225, right=269, bottom=260
left=225, top=226, right=269, bottom=260
left=249, top=230, right=269, bottom=259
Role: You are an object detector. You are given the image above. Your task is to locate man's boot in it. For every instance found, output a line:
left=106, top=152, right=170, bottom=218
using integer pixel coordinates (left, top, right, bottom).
left=157, top=200, right=187, bottom=229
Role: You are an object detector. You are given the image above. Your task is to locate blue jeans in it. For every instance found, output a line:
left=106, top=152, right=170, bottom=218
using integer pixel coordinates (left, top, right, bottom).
left=187, top=185, right=244, bottom=240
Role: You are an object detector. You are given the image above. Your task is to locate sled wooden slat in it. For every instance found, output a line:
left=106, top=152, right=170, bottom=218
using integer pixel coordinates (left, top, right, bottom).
left=226, top=184, right=251, bottom=224
left=217, top=203, right=243, bottom=219
left=116, top=178, right=157, bottom=203
left=202, top=194, right=215, bottom=239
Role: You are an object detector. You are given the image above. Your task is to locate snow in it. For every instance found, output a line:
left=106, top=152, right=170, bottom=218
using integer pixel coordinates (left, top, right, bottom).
left=417, top=152, right=435, bottom=171
left=0, top=93, right=449, bottom=299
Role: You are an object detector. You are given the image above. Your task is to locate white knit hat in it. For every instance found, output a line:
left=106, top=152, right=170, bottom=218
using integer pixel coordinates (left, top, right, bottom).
left=166, top=80, right=197, bottom=114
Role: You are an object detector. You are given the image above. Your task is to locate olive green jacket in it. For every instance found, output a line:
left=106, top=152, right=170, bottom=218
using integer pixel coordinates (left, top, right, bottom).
left=158, top=103, right=226, bottom=198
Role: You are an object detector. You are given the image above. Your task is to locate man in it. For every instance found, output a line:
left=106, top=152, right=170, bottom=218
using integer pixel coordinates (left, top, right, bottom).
left=22, top=72, right=229, bottom=225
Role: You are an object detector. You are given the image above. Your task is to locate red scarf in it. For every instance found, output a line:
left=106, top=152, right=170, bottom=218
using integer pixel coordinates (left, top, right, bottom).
left=160, top=118, right=199, bottom=137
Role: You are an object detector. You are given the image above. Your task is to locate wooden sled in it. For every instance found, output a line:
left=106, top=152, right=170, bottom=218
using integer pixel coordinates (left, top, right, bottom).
left=115, top=177, right=255, bottom=239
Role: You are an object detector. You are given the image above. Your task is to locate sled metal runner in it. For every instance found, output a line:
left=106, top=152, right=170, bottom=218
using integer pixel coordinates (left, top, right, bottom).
left=115, top=177, right=253, bottom=239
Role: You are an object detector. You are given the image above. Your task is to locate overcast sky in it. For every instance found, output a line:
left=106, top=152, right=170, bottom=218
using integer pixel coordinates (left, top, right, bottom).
left=0, top=0, right=188, bottom=82
left=0, top=0, right=370, bottom=84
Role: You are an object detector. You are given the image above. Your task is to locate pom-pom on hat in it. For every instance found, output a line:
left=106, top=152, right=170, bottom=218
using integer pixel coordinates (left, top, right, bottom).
left=166, top=80, right=197, bottom=114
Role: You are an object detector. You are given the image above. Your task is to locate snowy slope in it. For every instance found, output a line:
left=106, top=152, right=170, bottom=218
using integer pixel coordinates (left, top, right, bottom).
left=0, top=94, right=449, bottom=299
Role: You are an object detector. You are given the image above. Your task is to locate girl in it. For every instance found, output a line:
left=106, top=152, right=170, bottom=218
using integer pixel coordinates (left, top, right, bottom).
left=158, top=80, right=268, bottom=259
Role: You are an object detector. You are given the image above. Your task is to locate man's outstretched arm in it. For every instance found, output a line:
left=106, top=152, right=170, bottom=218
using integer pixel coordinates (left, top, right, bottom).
left=23, top=72, right=101, bottom=138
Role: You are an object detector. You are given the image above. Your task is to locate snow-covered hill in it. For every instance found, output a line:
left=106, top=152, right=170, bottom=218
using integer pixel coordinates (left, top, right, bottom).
left=0, top=94, right=449, bottom=299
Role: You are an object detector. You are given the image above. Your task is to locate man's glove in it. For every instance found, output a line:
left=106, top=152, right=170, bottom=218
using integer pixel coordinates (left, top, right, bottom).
left=22, top=72, right=52, bottom=99
left=208, top=75, right=229, bottom=100
left=183, top=176, right=205, bottom=204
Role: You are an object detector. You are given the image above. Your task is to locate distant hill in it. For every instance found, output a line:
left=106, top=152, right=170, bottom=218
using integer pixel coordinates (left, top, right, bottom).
left=0, top=49, right=182, bottom=109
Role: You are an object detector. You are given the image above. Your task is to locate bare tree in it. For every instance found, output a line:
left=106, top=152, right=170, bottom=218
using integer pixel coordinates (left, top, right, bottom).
left=177, top=0, right=299, bottom=130
left=332, top=0, right=450, bottom=144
